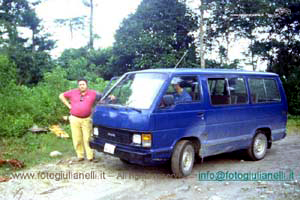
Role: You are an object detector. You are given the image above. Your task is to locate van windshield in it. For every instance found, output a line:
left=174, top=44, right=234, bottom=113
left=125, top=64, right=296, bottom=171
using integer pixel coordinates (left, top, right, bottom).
left=102, top=73, right=167, bottom=110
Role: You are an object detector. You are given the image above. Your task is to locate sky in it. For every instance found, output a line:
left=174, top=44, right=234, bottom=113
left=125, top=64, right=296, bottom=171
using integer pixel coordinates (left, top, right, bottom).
left=35, top=0, right=142, bottom=57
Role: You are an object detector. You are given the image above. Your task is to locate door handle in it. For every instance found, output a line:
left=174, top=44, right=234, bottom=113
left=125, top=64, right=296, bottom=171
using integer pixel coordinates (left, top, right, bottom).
left=197, top=112, right=205, bottom=120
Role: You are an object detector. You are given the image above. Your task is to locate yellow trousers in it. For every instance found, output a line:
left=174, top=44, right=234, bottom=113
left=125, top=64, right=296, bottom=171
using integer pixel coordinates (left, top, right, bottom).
left=69, top=115, right=94, bottom=160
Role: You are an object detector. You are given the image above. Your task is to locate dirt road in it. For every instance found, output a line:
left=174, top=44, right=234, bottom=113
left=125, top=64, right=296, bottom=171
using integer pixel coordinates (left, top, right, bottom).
left=1, top=134, right=300, bottom=200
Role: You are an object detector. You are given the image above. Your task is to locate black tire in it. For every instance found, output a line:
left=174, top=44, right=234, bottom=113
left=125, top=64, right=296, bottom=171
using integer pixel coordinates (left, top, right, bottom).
left=247, top=131, right=268, bottom=161
left=171, top=140, right=195, bottom=178
left=119, top=158, right=131, bottom=165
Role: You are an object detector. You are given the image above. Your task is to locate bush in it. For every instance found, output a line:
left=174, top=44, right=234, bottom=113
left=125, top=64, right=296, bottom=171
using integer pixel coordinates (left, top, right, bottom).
left=0, top=84, right=34, bottom=137
left=0, top=65, right=108, bottom=137
left=29, top=67, right=74, bottom=125
left=0, top=67, right=71, bottom=137
left=0, top=54, right=16, bottom=88
left=283, top=77, right=300, bottom=115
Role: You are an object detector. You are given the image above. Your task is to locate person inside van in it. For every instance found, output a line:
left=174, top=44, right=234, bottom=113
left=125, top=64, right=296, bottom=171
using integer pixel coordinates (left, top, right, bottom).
left=172, top=77, right=192, bottom=103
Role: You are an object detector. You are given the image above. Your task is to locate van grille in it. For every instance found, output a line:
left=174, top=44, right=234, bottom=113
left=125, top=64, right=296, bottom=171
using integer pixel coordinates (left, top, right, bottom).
left=97, top=126, right=133, bottom=145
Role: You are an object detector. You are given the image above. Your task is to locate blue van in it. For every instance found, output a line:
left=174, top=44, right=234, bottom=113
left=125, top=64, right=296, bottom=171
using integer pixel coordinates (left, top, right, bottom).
left=90, top=69, right=288, bottom=177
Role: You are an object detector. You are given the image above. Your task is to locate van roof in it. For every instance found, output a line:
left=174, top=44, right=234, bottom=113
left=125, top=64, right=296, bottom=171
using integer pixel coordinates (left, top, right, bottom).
left=133, top=68, right=278, bottom=76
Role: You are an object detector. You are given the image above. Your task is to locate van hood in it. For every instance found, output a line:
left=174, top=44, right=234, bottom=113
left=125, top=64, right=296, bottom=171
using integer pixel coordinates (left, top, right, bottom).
left=92, top=105, right=152, bottom=131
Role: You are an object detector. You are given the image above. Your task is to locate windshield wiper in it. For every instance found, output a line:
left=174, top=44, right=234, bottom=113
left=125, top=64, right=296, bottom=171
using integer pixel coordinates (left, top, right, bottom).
left=125, top=106, right=142, bottom=113
left=100, top=104, right=142, bottom=113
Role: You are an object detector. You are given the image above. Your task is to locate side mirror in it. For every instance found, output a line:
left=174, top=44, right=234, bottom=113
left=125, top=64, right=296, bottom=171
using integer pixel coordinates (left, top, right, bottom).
left=163, top=95, right=174, bottom=107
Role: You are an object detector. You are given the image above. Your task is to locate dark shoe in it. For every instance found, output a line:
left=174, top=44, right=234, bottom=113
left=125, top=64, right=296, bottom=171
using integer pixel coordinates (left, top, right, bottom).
left=76, top=158, right=84, bottom=162
left=88, top=158, right=98, bottom=163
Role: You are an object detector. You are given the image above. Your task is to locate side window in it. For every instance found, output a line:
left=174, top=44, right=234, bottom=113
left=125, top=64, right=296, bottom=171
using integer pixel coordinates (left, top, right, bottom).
left=249, top=78, right=281, bottom=103
left=228, top=78, right=248, bottom=104
left=208, top=78, right=230, bottom=105
left=208, top=77, right=248, bottom=105
left=160, top=76, right=200, bottom=108
left=264, top=79, right=281, bottom=101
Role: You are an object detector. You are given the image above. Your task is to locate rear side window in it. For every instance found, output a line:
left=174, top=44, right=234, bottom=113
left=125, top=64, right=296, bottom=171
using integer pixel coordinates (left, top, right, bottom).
left=248, top=78, right=281, bottom=103
left=208, top=77, right=248, bottom=105
left=228, top=78, right=248, bottom=104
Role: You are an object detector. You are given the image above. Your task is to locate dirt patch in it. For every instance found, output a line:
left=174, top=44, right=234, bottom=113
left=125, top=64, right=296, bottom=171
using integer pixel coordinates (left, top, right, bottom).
left=1, top=134, right=300, bottom=200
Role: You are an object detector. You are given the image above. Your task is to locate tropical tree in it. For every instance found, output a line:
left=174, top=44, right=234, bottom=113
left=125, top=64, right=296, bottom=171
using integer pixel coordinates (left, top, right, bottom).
left=112, top=0, right=199, bottom=75
left=253, top=2, right=300, bottom=114
left=54, top=16, right=86, bottom=41
left=0, top=0, right=55, bottom=85
left=57, top=47, right=113, bottom=80
left=82, top=0, right=95, bottom=50
left=203, top=0, right=273, bottom=70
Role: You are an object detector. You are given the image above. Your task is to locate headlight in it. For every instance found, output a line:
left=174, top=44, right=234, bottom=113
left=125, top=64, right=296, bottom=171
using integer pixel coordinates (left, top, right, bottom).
left=133, top=134, right=141, bottom=144
left=93, top=127, right=99, bottom=136
left=133, top=133, right=152, bottom=147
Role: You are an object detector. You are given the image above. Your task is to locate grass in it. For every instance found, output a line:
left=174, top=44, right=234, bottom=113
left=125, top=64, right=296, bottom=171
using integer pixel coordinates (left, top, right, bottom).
left=287, top=115, right=300, bottom=134
left=0, top=124, right=74, bottom=177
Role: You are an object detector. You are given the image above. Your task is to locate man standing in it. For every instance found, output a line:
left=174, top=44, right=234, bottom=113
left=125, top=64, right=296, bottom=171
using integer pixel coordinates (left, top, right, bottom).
left=59, top=79, right=100, bottom=162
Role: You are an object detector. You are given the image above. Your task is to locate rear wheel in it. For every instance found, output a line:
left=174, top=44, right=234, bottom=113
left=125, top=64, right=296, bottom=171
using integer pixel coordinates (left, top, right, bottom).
left=171, top=140, right=195, bottom=178
left=247, top=131, right=268, bottom=160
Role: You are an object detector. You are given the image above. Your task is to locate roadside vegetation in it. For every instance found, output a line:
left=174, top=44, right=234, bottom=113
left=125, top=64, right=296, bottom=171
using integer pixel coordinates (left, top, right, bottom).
left=287, top=115, right=300, bottom=134
left=0, top=61, right=107, bottom=177
left=0, top=126, right=73, bottom=177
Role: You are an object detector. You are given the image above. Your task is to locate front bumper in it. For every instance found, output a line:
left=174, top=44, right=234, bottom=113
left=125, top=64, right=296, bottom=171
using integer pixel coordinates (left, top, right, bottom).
left=90, top=138, right=170, bottom=165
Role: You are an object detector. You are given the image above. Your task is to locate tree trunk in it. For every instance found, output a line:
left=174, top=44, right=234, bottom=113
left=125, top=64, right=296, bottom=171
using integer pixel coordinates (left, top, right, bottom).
left=89, top=0, right=94, bottom=50
left=32, top=30, right=35, bottom=52
left=199, top=0, right=205, bottom=68
left=251, top=37, right=256, bottom=71
left=225, top=32, right=230, bottom=65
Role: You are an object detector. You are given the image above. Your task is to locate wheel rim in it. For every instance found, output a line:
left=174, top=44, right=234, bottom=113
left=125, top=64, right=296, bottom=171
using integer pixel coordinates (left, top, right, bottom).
left=254, top=134, right=267, bottom=159
left=182, top=145, right=194, bottom=172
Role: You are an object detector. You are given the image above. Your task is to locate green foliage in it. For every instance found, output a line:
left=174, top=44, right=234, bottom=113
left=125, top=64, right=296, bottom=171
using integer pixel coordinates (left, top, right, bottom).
left=252, top=2, right=300, bottom=115
left=204, top=0, right=272, bottom=69
left=11, top=48, right=54, bottom=84
left=58, top=47, right=90, bottom=80
left=205, top=59, right=241, bottom=69
left=0, top=0, right=55, bottom=85
left=0, top=68, right=67, bottom=137
left=282, top=70, right=300, bottom=115
left=29, top=68, right=72, bottom=125
left=54, top=16, right=86, bottom=40
left=0, top=65, right=108, bottom=137
left=0, top=54, right=16, bottom=88
left=203, top=1, right=300, bottom=114
left=57, top=47, right=114, bottom=80
left=112, top=0, right=199, bottom=75
left=88, top=47, right=114, bottom=80
left=287, top=115, right=300, bottom=134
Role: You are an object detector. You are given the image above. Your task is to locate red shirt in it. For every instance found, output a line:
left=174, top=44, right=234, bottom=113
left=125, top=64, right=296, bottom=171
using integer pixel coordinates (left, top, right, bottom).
left=64, top=89, right=97, bottom=118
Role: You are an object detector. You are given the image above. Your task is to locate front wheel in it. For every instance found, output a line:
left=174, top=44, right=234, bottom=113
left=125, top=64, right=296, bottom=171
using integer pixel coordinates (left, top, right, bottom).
left=171, top=140, right=195, bottom=178
left=247, top=131, right=268, bottom=161
left=119, top=158, right=131, bottom=165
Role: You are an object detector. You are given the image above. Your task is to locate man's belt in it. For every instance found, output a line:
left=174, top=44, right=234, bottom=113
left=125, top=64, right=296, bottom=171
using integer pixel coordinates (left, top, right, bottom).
left=71, top=115, right=91, bottom=119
